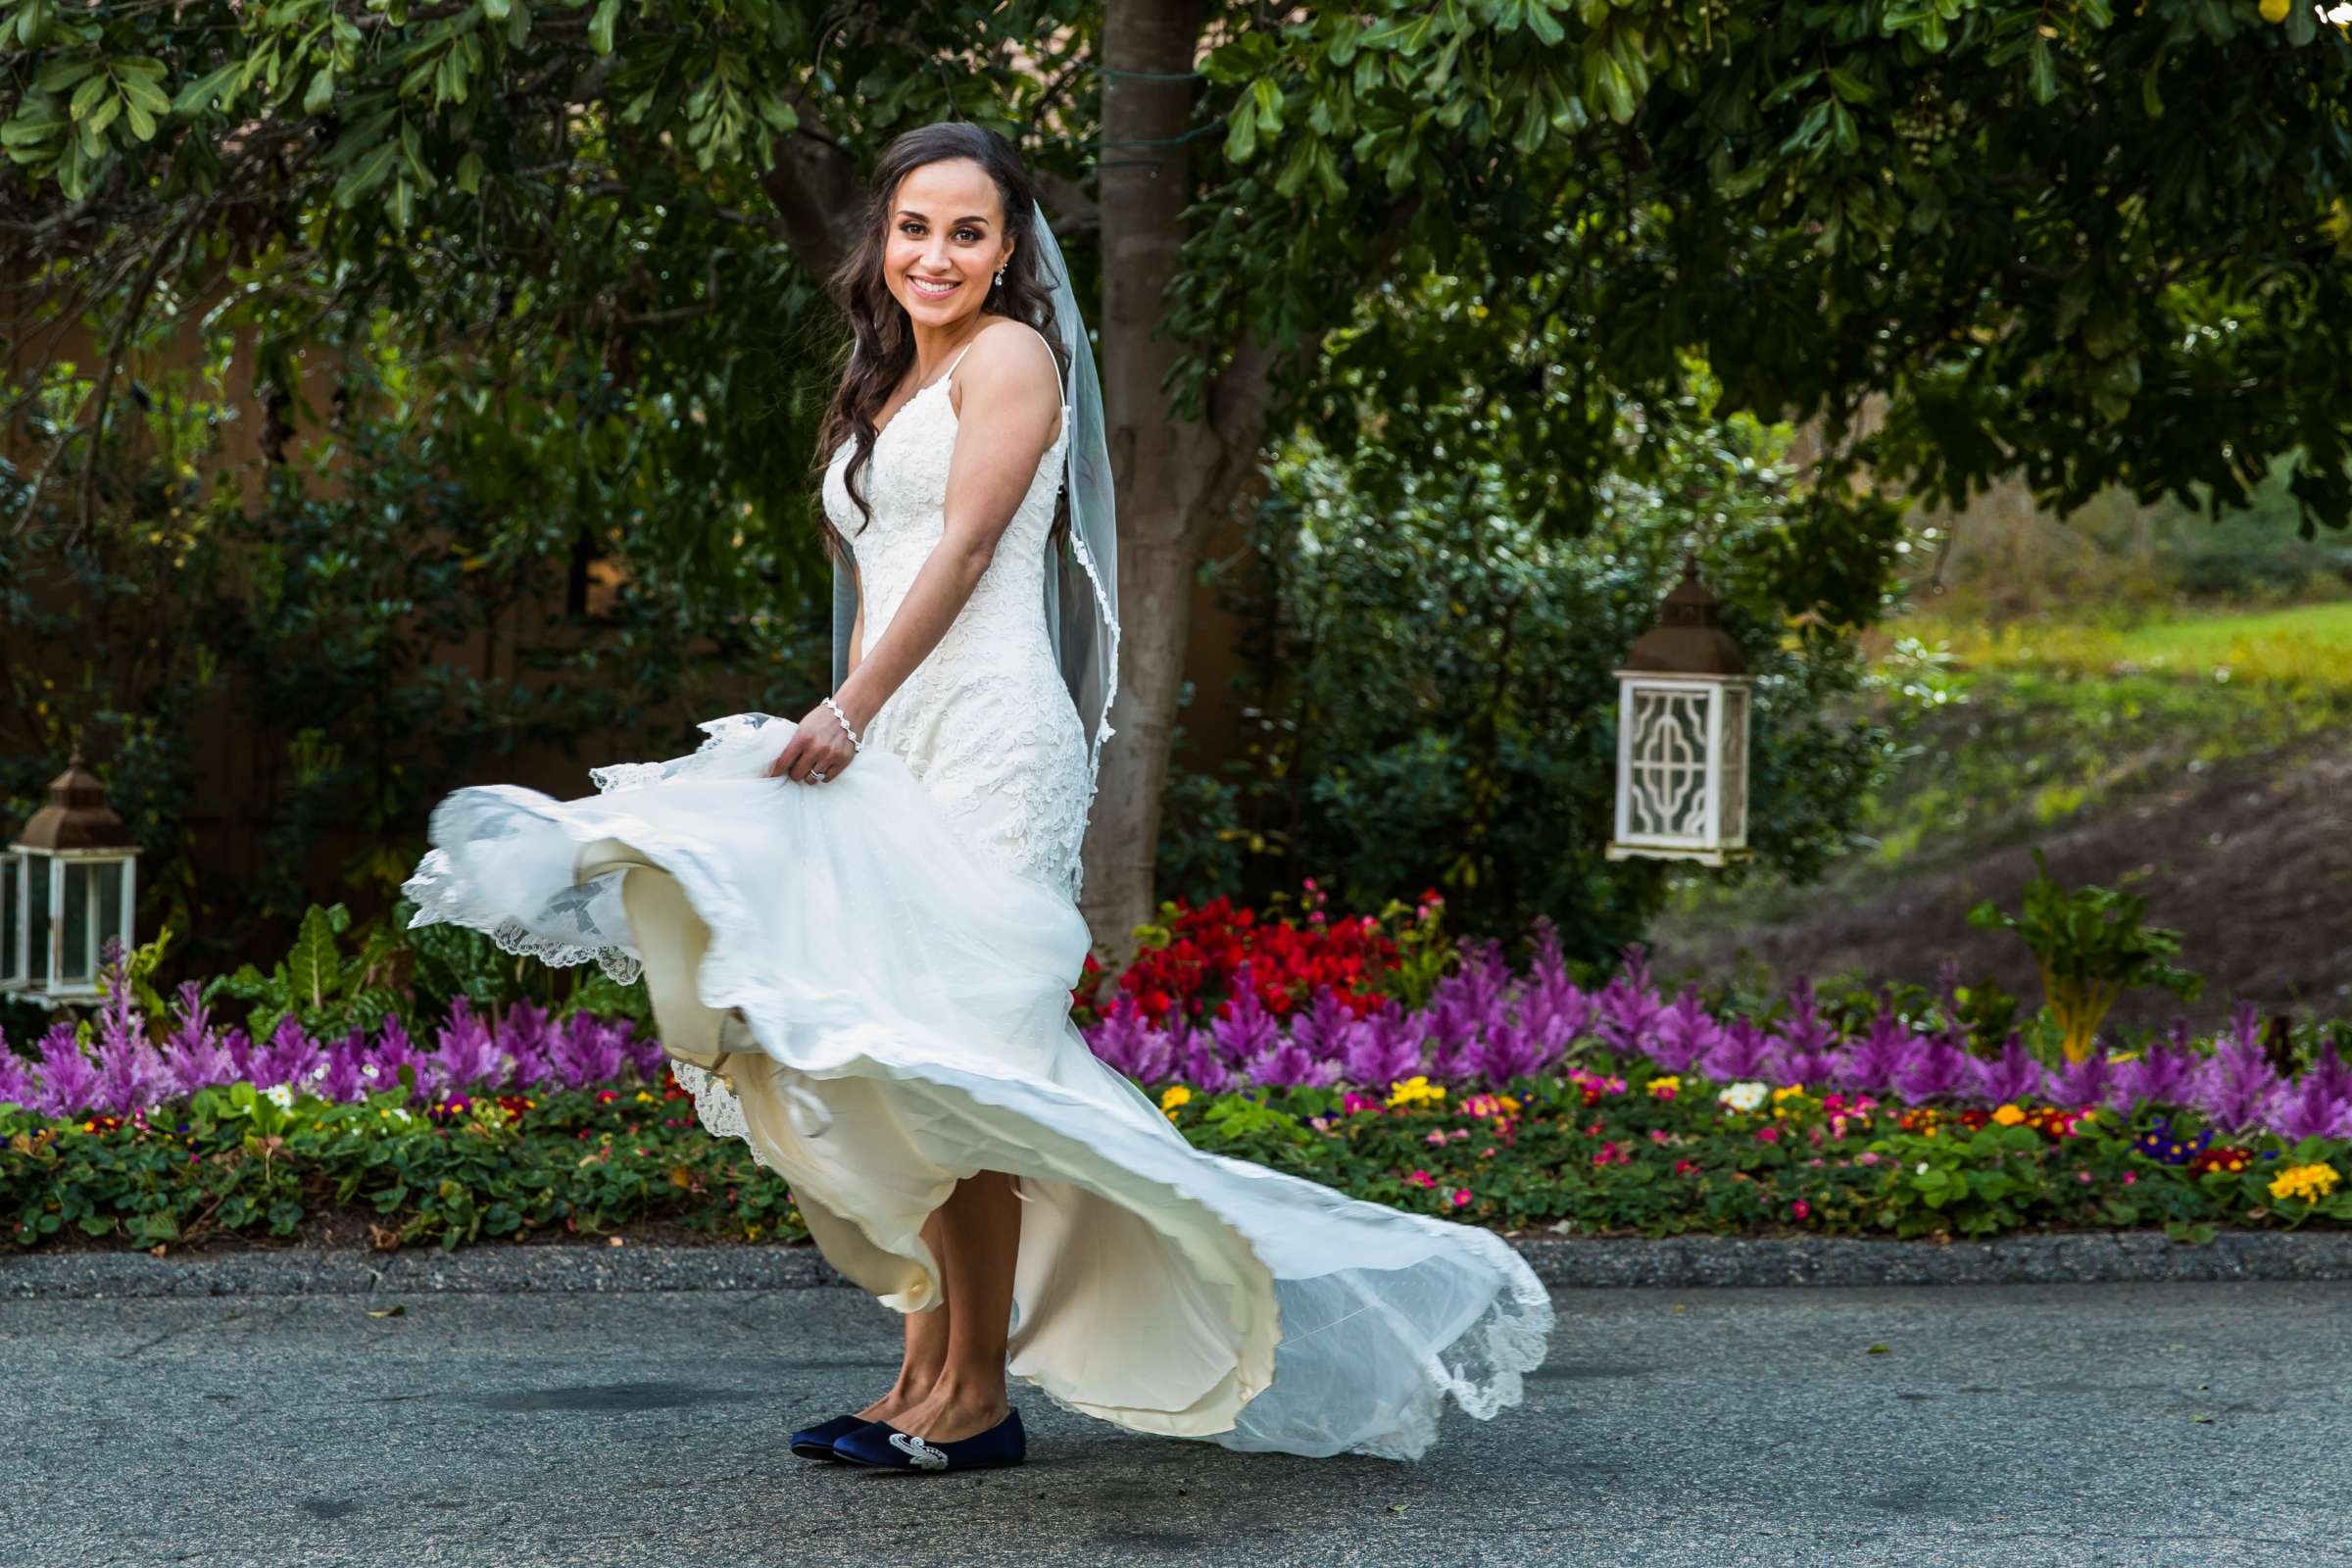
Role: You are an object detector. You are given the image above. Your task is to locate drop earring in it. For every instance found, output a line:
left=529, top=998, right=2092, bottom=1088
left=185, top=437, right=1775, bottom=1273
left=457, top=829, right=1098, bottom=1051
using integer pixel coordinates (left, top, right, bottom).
left=994, top=266, right=1006, bottom=290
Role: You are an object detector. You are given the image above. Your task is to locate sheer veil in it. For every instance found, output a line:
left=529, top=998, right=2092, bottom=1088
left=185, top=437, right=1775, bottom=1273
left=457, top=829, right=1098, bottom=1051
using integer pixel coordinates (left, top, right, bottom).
left=829, top=202, right=1120, bottom=901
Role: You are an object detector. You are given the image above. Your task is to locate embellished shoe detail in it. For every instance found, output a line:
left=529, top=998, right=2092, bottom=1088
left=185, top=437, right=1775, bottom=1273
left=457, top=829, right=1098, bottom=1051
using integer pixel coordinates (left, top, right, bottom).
left=788, top=1413, right=869, bottom=1461
left=887, top=1432, right=950, bottom=1470
left=831, top=1407, right=1026, bottom=1473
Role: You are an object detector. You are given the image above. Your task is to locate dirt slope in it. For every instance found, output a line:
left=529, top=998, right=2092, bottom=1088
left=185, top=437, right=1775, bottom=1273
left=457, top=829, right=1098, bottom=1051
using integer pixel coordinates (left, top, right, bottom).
left=1648, top=733, right=2352, bottom=1034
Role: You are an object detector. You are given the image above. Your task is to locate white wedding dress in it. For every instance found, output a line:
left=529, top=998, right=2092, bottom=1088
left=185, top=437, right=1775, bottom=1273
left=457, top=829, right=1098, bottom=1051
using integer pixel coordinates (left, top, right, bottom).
left=401, top=323, right=1552, bottom=1461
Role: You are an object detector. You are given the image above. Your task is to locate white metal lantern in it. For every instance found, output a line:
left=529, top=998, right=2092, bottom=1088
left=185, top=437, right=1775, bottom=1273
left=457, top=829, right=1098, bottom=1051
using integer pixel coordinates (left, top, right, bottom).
left=3, top=749, right=141, bottom=1004
left=1607, top=562, right=1753, bottom=866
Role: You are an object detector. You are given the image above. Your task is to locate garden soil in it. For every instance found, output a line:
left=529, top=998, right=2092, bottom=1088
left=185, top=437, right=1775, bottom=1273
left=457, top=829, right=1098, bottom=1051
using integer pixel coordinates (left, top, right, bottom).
left=1652, top=731, right=2352, bottom=1034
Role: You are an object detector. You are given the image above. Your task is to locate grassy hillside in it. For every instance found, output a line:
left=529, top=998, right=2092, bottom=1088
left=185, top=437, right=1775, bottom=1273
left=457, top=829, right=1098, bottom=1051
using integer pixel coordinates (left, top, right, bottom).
left=1650, top=601, right=2352, bottom=1032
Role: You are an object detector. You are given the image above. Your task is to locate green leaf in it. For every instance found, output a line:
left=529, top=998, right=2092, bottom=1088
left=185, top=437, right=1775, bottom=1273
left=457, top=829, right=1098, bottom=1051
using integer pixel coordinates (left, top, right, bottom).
left=34, top=56, right=98, bottom=95
left=304, top=67, right=337, bottom=116
left=2027, top=37, right=2057, bottom=105
left=1252, top=76, right=1284, bottom=133
left=588, top=0, right=620, bottom=55
left=69, top=70, right=111, bottom=122
left=455, top=148, right=484, bottom=194
left=172, top=61, right=243, bottom=117
left=1224, top=99, right=1258, bottom=164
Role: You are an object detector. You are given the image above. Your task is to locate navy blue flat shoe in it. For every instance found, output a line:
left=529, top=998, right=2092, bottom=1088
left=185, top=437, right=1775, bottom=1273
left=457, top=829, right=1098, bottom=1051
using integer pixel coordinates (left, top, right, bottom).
left=788, top=1413, right=870, bottom=1461
left=831, top=1407, right=1026, bottom=1472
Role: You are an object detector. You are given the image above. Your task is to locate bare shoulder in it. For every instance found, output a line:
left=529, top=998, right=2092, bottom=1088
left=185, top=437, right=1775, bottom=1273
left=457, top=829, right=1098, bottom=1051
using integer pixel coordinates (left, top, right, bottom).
left=951, top=316, right=1062, bottom=414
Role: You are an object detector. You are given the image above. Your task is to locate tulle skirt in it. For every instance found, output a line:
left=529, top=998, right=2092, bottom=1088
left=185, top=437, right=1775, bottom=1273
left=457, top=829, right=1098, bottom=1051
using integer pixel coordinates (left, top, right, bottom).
left=401, top=714, right=1552, bottom=1460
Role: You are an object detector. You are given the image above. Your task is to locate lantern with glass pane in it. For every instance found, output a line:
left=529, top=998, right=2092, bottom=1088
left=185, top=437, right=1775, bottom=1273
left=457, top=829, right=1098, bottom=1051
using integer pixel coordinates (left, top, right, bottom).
left=1607, top=561, right=1753, bottom=866
left=2, top=749, right=141, bottom=1004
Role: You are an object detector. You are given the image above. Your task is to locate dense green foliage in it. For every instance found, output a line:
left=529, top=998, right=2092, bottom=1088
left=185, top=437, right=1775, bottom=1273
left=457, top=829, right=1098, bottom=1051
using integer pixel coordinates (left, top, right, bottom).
left=0, top=331, right=824, bottom=973
left=1164, top=391, right=1888, bottom=957
left=5, top=0, right=2348, bottom=972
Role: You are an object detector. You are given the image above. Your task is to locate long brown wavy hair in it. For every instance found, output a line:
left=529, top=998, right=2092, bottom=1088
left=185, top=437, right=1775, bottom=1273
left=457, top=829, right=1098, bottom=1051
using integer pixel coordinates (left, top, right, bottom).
left=815, top=122, right=1071, bottom=564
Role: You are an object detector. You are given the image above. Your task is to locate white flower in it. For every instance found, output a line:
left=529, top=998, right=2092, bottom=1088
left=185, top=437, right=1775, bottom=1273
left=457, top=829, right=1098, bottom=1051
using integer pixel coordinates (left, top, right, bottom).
left=1717, top=1081, right=1768, bottom=1112
left=262, top=1084, right=295, bottom=1110
left=361, top=1064, right=380, bottom=1081
left=1917, top=1160, right=1930, bottom=1175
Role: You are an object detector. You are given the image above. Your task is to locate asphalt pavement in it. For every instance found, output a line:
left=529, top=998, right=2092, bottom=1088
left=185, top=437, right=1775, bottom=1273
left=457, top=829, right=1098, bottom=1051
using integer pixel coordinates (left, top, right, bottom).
left=5, top=1280, right=2344, bottom=1568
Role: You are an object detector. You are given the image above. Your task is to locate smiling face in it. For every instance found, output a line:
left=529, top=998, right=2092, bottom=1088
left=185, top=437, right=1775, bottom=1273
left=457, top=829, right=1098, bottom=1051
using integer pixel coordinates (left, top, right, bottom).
left=883, top=157, right=1013, bottom=331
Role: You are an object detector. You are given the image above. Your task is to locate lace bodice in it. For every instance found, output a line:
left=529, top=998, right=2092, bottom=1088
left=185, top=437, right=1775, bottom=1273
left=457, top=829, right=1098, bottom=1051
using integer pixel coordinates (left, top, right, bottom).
left=820, top=322, right=1092, bottom=899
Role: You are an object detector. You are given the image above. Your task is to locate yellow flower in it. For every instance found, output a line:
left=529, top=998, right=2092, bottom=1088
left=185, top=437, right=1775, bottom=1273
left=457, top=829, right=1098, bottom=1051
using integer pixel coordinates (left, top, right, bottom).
left=2269, top=1162, right=2341, bottom=1203
left=1647, top=1076, right=1682, bottom=1099
left=1498, top=1094, right=1522, bottom=1114
left=1771, top=1085, right=1807, bottom=1103
left=1387, top=1075, right=1446, bottom=1107
left=1159, top=1084, right=1193, bottom=1115
left=1992, top=1103, right=2026, bottom=1126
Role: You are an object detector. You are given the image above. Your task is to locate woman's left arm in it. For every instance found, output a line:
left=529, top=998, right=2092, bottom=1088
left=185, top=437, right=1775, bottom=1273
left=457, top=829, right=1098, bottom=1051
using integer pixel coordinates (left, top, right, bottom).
left=765, top=323, right=1062, bottom=782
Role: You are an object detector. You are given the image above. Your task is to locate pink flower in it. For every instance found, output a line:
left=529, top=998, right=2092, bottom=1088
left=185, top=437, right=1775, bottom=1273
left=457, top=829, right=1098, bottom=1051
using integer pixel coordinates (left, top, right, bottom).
left=1427, top=1129, right=1450, bottom=1146
left=2122, top=1171, right=2137, bottom=1185
left=1649, top=1128, right=1671, bottom=1144
left=1450, top=1188, right=1472, bottom=1208
left=2077, top=1169, right=2093, bottom=1184
left=1404, top=1169, right=1436, bottom=1189
left=1806, top=1157, right=1826, bottom=1167
left=1585, top=1121, right=1604, bottom=1137
left=1673, top=1158, right=1700, bottom=1176
left=1857, top=1152, right=1881, bottom=1166
left=1790, top=1200, right=1811, bottom=1220
left=1592, top=1142, right=1632, bottom=1167
left=1755, top=1125, right=1781, bottom=1145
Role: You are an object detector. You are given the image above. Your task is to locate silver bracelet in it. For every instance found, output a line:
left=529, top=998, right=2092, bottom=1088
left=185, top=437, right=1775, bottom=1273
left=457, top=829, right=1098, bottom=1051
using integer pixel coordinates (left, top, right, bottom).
left=821, top=695, right=863, bottom=752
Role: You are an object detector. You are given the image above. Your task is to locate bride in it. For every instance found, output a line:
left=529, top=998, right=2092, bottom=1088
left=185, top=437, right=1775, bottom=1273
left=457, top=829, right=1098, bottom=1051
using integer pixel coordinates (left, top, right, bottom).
left=402, top=120, right=1552, bottom=1472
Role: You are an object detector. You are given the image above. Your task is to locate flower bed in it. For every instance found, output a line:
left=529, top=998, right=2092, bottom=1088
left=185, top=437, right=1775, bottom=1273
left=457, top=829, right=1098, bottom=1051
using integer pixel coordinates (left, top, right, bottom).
left=4, top=893, right=2349, bottom=1252
left=6, top=1058, right=2345, bottom=1253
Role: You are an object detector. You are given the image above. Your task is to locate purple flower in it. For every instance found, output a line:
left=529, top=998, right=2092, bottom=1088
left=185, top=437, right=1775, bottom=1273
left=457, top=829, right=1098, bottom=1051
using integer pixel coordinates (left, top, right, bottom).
left=0, top=1033, right=36, bottom=1107
left=32, top=1022, right=102, bottom=1118
left=252, top=1016, right=325, bottom=1093
left=368, top=1014, right=433, bottom=1102
left=1086, top=995, right=1158, bottom=1080
left=1968, top=1034, right=2045, bottom=1105
left=2269, top=1068, right=2352, bottom=1142
left=550, top=1011, right=628, bottom=1091
left=1832, top=1002, right=1923, bottom=1095
left=1339, top=1002, right=1425, bottom=1090
left=2189, top=1003, right=2283, bottom=1136
left=220, top=1024, right=256, bottom=1084
left=91, top=1000, right=168, bottom=1118
left=1596, top=944, right=1666, bottom=1056
left=1474, top=1019, right=1558, bottom=1088
left=612, top=1017, right=664, bottom=1084
left=1174, top=1017, right=1233, bottom=1094
left=432, top=997, right=507, bottom=1093
left=1245, top=1038, right=1342, bottom=1090
left=500, top=1000, right=560, bottom=1091
left=1209, top=965, right=1284, bottom=1068
left=1893, top=1035, right=1974, bottom=1104
left=317, top=1028, right=372, bottom=1103
left=1702, top=1018, right=1776, bottom=1084
left=1286, top=986, right=1357, bottom=1066
left=2047, top=1049, right=2115, bottom=1111
left=161, top=983, right=237, bottom=1098
left=2108, top=1020, right=2198, bottom=1113
left=1647, top=987, right=1725, bottom=1074
left=1519, top=917, right=1597, bottom=1052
